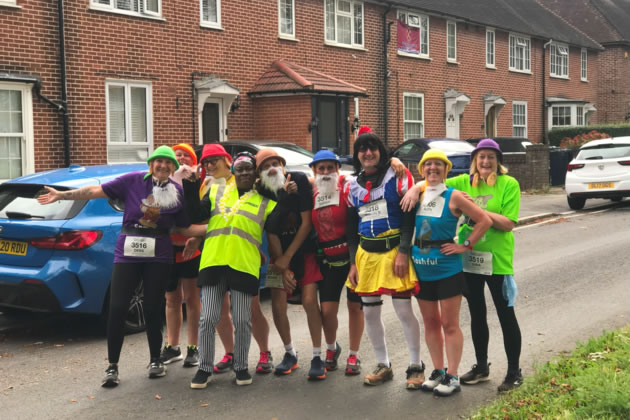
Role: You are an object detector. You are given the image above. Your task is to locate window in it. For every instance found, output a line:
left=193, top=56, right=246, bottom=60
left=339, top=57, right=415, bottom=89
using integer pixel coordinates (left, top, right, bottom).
left=581, top=49, right=588, bottom=81
left=550, top=104, right=589, bottom=128
left=0, top=84, right=33, bottom=181
left=512, top=102, right=527, bottom=138
left=397, top=11, right=429, bottom=57
left=90, top=0, right=161, bottom=18
left=576, top=106, right=584, bottom=126
left=551, top=106, right=572, bottom=127
left=325, top=0, right=363, bottom=48
left=201, top=0, right=221, bottom=28
left=446, top=21, right=457, bottom=62
left=486, top=28, right=495, bottom=68
left=550, top=43, right=569, bottom=78
left=509, top=34, right=531, bottom=72
left=403, top=93, right=424, bottom=140
left=0, top=0, right=19, bottom=8
left=278, top=0, right=295, bottom=38
left=106, top=81, right=153, bottom=164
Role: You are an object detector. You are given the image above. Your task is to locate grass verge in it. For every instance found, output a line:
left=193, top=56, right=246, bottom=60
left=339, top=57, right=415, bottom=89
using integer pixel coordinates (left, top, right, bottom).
left=470, top=326, right=630, bottom=419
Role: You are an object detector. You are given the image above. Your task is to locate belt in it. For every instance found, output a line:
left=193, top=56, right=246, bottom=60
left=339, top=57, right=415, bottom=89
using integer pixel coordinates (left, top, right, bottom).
left=318, top=236, right=347, bottom=249
left=121, top=226, right=170, bottom=236
left=414, top=238, right=454, bottom=248
left=324, top=253, right=350, bottom=263
left=359, top=235, right=400, bottom=253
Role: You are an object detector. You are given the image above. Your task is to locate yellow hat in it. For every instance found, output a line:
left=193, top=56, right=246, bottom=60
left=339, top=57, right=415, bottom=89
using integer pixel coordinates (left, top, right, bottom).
left=417, top=149, right=453, bottom=178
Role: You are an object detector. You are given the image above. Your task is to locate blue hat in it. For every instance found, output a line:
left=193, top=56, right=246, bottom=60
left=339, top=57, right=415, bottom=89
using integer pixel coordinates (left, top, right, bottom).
left=309, top=150, right=341, bottom=167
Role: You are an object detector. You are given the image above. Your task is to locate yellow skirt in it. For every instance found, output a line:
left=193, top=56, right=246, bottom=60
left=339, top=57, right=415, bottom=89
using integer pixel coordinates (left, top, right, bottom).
left=345, top=230, right=419, bottom=296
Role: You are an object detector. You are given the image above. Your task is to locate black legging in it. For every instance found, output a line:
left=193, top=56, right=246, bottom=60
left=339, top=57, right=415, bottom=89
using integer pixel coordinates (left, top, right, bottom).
left=107, top=262, right=170, bottom=364
left=464, top=273, right=521, bottom=371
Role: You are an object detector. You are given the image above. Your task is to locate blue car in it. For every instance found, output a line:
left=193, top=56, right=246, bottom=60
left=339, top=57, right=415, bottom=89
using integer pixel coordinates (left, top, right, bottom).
left=0, top=163, right=148, bottom=332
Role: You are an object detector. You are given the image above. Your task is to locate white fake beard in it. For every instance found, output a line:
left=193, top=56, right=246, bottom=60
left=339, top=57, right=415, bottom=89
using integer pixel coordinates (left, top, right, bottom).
left=151, top=182, right=180, bottom=209
left=314, top=173, right=339, bottom=195
left=260, top=168, right=286, bottom=193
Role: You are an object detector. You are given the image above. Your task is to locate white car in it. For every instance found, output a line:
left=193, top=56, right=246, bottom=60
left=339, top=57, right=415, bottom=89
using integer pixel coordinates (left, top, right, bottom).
left=565, top=136, right=630, bottom=209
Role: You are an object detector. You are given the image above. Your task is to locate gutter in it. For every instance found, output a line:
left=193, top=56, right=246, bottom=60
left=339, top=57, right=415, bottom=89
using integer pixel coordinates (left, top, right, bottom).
left=382, top=4, right=393, bottom=146
left=58, top=0, right=70, bottom=167
left=542, top=39, right=552, bottom=144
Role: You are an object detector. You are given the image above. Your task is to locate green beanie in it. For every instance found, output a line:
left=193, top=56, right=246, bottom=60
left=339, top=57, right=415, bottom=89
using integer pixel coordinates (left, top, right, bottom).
left=147, top=145, right=180, bottom=170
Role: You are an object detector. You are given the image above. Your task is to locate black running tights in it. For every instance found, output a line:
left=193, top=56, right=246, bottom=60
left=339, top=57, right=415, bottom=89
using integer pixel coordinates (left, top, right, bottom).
left=464, top=273, right=521, bottom=371
left=107, top=262, right=169, bottom=364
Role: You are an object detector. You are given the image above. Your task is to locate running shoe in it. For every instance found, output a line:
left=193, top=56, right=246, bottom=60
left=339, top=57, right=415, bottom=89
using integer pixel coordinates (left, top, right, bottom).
left=256, top=351, right=274, bottom=374
left=190, top=369, right=211, bottom=389
left=308, top=356, right=327, bottom=380
left=325, top=343, right=342, bottom=371
left=148, top=358, right=166, bottom=378
left=183, top=345, right=200, bottom=368
left=363, top=363, right=393, bottom=386
left=214, top=353, right=234, bottom=373
left=235, top=369, right=253, bottom=386
left=274, top=352, right=298, bottom=375
left=405, top=362, right=426, bottom=390
left=345, top=355, right=361, bottom=376
left=497, top=369, right=523, bottom=393
left=433, top=374, right=461, bottom=396
left=101, top=364, right=119, bottom=388
left=421, top=369, right=446, bottom=392
left=460, top=363, right=491, bottom=385
left=159, top=345, right=183, bottom=365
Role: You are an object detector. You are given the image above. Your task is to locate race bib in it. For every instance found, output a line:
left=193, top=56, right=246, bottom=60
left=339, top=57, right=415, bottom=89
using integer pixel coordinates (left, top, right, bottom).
left=358, top=199, right=388, bottom=222
left=123, top=236, right=156, bottom=258
left=417, top=195, right=446, bottom=218
left=463, top=250, right=493, bottom=275
left=314, top=191, right=340, bottom=210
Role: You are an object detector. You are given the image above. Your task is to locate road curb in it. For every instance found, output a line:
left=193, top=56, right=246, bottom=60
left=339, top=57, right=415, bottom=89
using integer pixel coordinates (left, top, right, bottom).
left=516, top=201, right=623, bottom=226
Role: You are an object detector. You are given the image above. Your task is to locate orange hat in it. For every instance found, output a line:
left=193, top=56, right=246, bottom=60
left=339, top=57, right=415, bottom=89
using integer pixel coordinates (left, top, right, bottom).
left=172, top=143, right=197, bottom=166
left=255, top=148, right=286, bottom=174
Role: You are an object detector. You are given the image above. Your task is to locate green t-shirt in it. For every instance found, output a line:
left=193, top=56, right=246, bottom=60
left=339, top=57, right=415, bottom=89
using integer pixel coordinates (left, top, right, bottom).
left=446, top=174, right=520, bottom=274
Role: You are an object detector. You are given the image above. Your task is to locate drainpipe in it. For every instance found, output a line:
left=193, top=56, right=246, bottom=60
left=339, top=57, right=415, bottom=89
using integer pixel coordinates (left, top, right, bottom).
left=58, top=0, right=70, bottom=166
left=542, top=39, right=553, bottom=145
left=382, top=5, right=393, bottom=147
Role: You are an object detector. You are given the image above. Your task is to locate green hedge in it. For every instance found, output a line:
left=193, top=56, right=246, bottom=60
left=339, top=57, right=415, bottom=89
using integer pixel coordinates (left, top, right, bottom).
left=548, top=123, right=630, bottom=146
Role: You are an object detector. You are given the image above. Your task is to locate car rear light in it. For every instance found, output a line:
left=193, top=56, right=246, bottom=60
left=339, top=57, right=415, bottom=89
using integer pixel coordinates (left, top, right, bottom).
left=567, top=163, right=584, bottom=171
left=618, top=160, right=630, bottom=166
left=30, top=230, right=103, bottom=250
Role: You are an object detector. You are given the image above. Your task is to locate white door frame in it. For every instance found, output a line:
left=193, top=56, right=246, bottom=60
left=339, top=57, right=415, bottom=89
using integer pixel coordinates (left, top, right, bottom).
left=198, top=97, right=224, bottom=144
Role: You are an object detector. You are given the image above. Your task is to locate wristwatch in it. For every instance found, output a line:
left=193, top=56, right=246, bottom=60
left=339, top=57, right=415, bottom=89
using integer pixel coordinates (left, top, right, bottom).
left=463, top=240, right=473, bottom=250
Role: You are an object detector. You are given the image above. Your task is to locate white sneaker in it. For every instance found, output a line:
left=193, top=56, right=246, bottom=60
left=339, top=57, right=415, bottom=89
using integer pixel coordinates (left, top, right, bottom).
left=433, top=374, right=461, bottom=396
left=421, top=369, right=446, bottom=392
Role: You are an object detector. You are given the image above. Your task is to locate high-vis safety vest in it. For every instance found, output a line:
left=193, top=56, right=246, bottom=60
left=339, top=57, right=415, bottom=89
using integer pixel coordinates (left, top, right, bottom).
left=199, top=183, right=276, bottom=279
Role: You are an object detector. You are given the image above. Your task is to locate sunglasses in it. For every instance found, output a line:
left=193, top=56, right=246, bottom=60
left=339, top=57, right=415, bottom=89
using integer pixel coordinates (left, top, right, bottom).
left=202, top=157, right=223, bottom=166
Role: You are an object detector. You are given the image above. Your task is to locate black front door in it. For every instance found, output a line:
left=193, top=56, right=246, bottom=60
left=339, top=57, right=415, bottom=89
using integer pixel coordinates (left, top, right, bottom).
left=202, top=102, right=220, bottom=144
left=312, top=96, right=349, bottom=155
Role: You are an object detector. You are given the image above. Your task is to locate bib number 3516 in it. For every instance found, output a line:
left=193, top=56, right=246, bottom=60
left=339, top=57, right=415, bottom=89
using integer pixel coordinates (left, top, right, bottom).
left=463, top=250, right=493, bottom=276
left=124, top=236, right=156, bottom=257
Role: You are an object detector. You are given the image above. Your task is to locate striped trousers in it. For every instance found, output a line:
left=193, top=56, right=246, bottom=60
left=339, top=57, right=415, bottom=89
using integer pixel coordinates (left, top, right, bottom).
left=198, top=280, right=252, bottom=372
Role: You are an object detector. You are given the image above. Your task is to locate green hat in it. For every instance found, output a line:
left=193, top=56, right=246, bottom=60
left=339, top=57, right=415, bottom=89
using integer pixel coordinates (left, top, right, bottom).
left=147, top=145, right=180, bottom=170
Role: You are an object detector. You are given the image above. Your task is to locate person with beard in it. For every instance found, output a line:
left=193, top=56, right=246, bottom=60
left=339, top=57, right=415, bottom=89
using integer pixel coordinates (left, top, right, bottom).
left=254, top=148, right=328, bottom=379
left=345, top=132, right=427, bottom=389
left=37, top=145, right=191, bottom=388
left=181, top=152, right=278, bottom=388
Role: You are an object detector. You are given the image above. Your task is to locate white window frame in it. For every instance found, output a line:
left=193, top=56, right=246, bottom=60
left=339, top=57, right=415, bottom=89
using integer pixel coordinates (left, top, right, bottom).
left=446, top=21, right=457, bottom=62
left=512, top=101, right=527, bottom=138
left=0, top=0, right=20, bottom=9
left=576, top=105, right=584, bottom=126
left=89, top=0, right=163, bottom=20
left=105, top=80, right=153, bottom=164
left=549, top=104, right=588, bottom=128
left=397, top=10, right=430, bottom=59
left=278, top=0, right=296, bottom=39
left=486, top=28, right=495, bottom=68
left=403, top=93, right=425, bottom=140
left=324, top=0, right=364, bottom=49
left=0, top=83, right=34, bottom=181
left=581, top=48, right=588, bottom=81
left=509, top=33, right=531, bottom=73
left=550, top=42, right=569, bottom=79
left=200, top=0, right=222, bottom=29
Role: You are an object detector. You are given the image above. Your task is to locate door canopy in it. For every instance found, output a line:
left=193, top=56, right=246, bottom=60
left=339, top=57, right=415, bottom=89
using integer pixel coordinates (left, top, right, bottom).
left=483, top=94, right=506, bottom=117
left=195, top=78, right=240, bottom=115
left=444, top=88, right=470, bottom=117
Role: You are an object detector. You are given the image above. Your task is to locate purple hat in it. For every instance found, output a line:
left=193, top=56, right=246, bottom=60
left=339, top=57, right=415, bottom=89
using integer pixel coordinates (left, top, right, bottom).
left=472, top=139, right=503, bottom=163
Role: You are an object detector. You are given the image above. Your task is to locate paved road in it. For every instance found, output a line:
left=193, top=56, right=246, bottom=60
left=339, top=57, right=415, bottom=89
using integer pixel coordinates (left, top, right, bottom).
left=1, top=203, right=629, bottom=420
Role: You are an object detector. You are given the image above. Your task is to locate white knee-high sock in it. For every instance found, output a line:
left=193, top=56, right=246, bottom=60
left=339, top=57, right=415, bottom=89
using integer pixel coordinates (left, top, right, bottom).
left=392, top=298, right=421, bottom=366
left=362, top=297, right=389, bottom=365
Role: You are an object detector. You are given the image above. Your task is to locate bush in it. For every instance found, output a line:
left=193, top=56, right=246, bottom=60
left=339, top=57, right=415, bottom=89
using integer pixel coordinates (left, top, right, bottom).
left=548, top=123, right=630, bottom=146
left=560, top=130, right=610, bottom=151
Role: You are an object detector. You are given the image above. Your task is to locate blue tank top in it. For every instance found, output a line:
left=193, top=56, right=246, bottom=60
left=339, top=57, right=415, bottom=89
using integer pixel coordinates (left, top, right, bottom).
left=411, top=187, right=462, bottom=281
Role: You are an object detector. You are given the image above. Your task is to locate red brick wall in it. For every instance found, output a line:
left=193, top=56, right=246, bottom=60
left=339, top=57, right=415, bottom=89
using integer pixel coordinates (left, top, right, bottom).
left=597, top=46, right=630, bottom=122
left=252, top=96, right=311, bottom=149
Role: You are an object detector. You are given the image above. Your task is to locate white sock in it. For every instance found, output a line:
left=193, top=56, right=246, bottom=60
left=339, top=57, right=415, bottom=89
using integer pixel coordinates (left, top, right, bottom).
left=348, top=350, right=358, bottom=357
left=284, top=343, right=297, bottom=357
left=312, top=347, right=321, bottom=358
left=392, top=298, right=421, bottom=366
left=362, top=297, right=389, bottom=365
left=326, top=342, right=337, bottom=352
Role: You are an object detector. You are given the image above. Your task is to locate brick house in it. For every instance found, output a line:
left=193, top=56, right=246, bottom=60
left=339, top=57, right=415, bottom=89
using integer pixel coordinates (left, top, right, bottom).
left=0, top=0, right=605, bottom=181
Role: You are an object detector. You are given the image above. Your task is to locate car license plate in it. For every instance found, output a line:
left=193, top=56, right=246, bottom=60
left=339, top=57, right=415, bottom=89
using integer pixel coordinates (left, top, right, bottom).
left=0, top=239, right=28, bottom=256
left=588, top=182, right=614, bottom=189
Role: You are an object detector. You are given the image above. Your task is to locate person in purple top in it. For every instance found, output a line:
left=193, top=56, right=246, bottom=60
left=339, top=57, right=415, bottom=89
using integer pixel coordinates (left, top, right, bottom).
left=38, top=145, right=192, bottom=388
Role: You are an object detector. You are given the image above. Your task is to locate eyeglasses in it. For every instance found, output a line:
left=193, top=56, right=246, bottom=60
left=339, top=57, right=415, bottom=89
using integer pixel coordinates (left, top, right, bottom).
left=202, top=157, right=222, bottom=166
left=358, top=144, right=378, bottom=153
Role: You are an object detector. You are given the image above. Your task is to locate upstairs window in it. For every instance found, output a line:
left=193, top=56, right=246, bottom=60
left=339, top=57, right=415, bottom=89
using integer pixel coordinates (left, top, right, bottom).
left=201, top=0, right=221, bottom=28
left=0, top=0, right=19, bottom=8
left=509, top=34, right=531, bottom=72
left=278, top=0, right=295, bottom=38
left=581, top=49, right=588, bottom=81
left=325, top=0, right=363, bottom=48
left=446, top=21, right=457, bottom=62
left=486, top=28, right=495, bottom=68
left=550, top=43, right=569, bottom=78
left=91, top=0, right=161, bottom=18
left=397, top=11, right=429, bottom=57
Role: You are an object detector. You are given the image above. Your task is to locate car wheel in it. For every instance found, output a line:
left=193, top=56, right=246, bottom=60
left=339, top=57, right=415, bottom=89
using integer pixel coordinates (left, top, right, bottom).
left=567, top=196, right=586, bottom=210
left=101, top=281, right=147, bottom=334
left=610, top=197, right=623, bottom=202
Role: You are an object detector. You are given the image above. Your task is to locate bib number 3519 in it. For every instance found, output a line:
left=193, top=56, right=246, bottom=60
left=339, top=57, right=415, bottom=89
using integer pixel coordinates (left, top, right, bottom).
left=463, top=250, right=493, bottom=276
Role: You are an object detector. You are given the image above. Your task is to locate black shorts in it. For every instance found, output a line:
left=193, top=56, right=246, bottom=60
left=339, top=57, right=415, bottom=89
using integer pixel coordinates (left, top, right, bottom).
left=318, top=262, right=362, bottom=304
left=416, top=272, right=467, bottom=302
left=166, top=255, right=201, bottom=292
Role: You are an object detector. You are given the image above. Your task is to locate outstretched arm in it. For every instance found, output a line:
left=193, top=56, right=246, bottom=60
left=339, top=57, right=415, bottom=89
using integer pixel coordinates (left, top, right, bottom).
left=37, top=185, right=107, bottom=204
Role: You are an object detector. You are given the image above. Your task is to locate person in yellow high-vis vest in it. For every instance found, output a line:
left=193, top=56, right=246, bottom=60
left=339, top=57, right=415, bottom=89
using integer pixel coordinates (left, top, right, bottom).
left=182, top=152, right=278, bottom=389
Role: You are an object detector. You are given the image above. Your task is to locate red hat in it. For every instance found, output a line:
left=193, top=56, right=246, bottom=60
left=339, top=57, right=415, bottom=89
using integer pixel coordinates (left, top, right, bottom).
left=357, top=126, right=373, bottom=137
left=172, top=143, right=197, bottom=166
left=200, top=144, right=232, bottom=182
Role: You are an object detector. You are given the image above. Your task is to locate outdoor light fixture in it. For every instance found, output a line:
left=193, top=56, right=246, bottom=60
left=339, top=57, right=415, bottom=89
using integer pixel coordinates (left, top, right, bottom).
left=230, top=95, right=241, bottom=112
left=308, top=116, right=319, bottom=132
left=352, top=116, right=361, bottom=132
